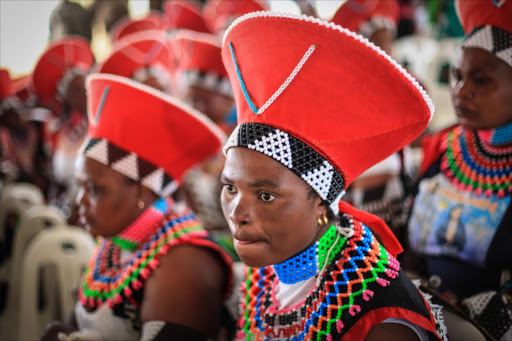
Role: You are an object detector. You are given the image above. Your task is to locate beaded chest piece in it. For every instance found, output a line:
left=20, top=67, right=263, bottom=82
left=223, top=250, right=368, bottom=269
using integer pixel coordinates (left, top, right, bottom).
left=236, top=215, right=402, bottom=341
left=78, top=198, right=208, bottom=308
left=441, top=124, right=512, bottom=198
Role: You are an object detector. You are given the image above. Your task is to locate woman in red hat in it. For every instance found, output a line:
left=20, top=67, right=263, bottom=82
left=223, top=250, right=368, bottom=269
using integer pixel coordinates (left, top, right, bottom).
left=406, top=1, right=512, bottom=339
left=219, top=11, right=446, bottom=341
left=40, top=74, right=233, bottom=341
left=31, top=36, right=94, bottom=212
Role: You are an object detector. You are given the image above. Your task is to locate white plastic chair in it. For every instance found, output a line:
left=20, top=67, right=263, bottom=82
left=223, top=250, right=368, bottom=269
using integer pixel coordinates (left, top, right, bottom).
left=14, top=226, right=95, bottom=341
left=0, top=182, right=45, bottom=247
left=0, top=205, right=67, bottom=329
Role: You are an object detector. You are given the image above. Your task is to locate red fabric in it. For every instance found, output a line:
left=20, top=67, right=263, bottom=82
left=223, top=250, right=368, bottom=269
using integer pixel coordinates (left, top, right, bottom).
left=330, top=0, right=399, bottom=34
left=418, top=125, right=455, bottom=177
left=0, top=68, right=11, bottom=101
left=110, top=16, right=162, bottom=44
left=172, top=30, right=227, bottom=78
left=164, top=0, right=211, bottom=33
left=456, top=0, right=512, bottom=34
left=342, top=306, right=442, bottom=341
left=86, top=74, right=225, bottom=184
left=11, top=75, right=32, bottom=101
left=338, top=200, right=402, bottom=255
left=203, top=0, right=268, bottom=34
left=221, top=14, right=432, bottom=188
left=96, top=30, right=176, bottom=78
left=31, top=36, right=93, bottom=106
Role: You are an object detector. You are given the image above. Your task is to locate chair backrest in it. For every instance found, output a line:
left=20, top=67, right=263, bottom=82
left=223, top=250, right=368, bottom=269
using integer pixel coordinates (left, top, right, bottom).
left=0, top=182, right=45, bottom=246
left=17, top=226, right=95, bottom=341
left=4, top=205, right=67, bottom=318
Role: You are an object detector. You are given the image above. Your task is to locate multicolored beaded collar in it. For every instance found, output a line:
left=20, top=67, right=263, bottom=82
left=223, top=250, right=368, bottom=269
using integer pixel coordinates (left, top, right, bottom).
left=78, top=198, right=208, bottom=308
left=236, top=215, right=401, bottom=341
left=441, top=124, right=512, bottom=198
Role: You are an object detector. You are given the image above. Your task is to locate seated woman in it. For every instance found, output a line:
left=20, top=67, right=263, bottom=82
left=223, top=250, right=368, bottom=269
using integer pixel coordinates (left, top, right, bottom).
left=218, top=11, right=446, bottom=341
left=406, top=1, right=512, bottom=340
left=40, top=74, right=232, bottom=341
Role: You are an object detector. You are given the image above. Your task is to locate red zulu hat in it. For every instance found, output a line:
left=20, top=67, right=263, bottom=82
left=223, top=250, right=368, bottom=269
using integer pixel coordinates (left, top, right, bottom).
left=173, top=30, right=231, bottom=97
left=222, top=12, right=432, bottom=216
left=84, top=74, right=226, bottom=197
left=96, top=30, right=176, bottom=90
left=31, top=36, right=94, bottom=106
left=164, top=0, right=211, bottom=33
left=0, top=68, right=11, bottom=101
left=456, top=0, right=512, bottom=67
left=110, top=15, right=165, bottom=44
left=203, top=0, right=268, bottom=34
left=330, top=0, right=400, bottom=38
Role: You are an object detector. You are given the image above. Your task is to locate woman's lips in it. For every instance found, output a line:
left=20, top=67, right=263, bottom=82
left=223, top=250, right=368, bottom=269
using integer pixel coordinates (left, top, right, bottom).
left=454, top=105, right=477, bottom=119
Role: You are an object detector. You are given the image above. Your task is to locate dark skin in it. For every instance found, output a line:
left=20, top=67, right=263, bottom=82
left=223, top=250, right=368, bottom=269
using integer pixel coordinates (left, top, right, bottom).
left=220, top=148, right=420, bottom=341
left=40, top=157, right=226, bottom=339
left=179, top=85, right=233, bottom=124
left=369, top=28, right=393, bottom=55
left=450, top=47, right=512, bottom=130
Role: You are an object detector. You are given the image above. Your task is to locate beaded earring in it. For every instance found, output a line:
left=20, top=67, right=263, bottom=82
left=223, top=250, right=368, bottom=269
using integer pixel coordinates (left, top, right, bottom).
left=138, top=199, right=145, bottom=209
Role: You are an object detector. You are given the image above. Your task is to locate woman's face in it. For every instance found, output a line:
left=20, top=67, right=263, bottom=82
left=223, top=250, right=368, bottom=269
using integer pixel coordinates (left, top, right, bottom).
left=65, top=75, right=87, bottom=115
left=450, top=48, right=512, bottom=130
left=75, top=157, right=143, bottom=238
left=220, top=147, right=326, bottom=268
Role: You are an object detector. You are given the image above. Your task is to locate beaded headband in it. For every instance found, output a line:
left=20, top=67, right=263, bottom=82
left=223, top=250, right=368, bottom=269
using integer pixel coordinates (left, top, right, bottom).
left=83, top=137, right=179, bottom=197
left=224, top=123, right=345, bottom=214
left=461, top=25, right=512, bottom=67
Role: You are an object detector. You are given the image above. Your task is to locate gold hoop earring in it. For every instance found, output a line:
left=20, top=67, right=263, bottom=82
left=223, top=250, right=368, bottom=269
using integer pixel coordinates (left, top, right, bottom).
left=317, top=213, right=328, bottom=226
left=138, top=199, right=145, bottom=209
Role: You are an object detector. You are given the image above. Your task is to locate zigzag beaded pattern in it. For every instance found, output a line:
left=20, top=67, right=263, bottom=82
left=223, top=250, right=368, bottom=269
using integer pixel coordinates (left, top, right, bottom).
left=227, top=123, right=345, bottom=205
left=78, top=207, right=207, bottom=309
left=441, top=126, right=512, bottom=198
left=463, top=26, right=512, bottom=67
left=236, top=215, right=401, bottom=341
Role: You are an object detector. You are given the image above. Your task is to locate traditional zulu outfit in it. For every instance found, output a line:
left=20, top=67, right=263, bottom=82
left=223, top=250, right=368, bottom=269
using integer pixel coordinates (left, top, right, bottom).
left=61, top=74, right=232, bottom=340
left=221, top=11, right=447, bottom=341
left=408, top=1, right=512, bottom=340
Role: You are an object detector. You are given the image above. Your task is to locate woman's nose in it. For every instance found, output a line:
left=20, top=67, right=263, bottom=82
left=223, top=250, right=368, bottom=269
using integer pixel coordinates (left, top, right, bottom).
left=228, top=194, right=250, bottom=228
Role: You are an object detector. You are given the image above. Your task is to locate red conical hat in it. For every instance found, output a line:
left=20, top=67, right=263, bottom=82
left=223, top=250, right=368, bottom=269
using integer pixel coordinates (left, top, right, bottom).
left=222, top=12, right=432, bottom=215
left=330, top=0, right=399, bottom=38
left=0, top=68, right=11, bottom=101
left=455, top=0, right=512, bottom=67
left=31, top=36, right=94, bottom=106
left=164, top=0, right=211, bottom=33
left=172, top=29, right=231, bottom=96
left=96, top=30, right=176, bottom=87
left=110, top=15, right=163, bottom=44
left=203, top=0, right=267, bottom=34
left=84, top=74, right=226, bottom=196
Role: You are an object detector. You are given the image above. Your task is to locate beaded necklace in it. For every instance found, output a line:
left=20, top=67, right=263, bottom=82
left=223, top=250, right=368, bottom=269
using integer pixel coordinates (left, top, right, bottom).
left=441, top=124, right=512, bottom=198
left=236, top=215, right=401, bottom=341
left=78, top=198, right=208, bottom=308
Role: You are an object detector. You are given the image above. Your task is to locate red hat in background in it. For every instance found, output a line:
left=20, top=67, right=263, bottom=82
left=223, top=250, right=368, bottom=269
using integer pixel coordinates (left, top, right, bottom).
left=164, top=0, right=211, bottom=33
left=96, top=30, right=176, bottom=91
left=0, top=68, right=12, bottom=101
left=110, top=14, right=165, bottom=44
left=172, top=30, right=231, bottom=97
left=222, top=12, right=432, bottom=218
left=31, top=36, right=94, bottom=107
left=11, top=75, right=33, bottom=102
left=330, top=0, right=399, bottom=38
left=456, top=0, right=512, bottom=67
left=84, top=73, right=226, bottom=196
left=203, top=0, right=267, bottom=35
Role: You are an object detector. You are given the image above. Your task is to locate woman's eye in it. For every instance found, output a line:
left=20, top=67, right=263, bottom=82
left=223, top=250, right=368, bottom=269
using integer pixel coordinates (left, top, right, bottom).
left=473, top=76, right=490, bottom=85
left=223, top=184, right=236, bottom=194
left=259, top=192, right=276, bottom=202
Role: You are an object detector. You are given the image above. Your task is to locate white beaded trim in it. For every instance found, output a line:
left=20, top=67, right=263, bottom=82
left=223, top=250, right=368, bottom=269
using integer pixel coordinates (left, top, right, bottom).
left=222, top=11, right=435, bottom=121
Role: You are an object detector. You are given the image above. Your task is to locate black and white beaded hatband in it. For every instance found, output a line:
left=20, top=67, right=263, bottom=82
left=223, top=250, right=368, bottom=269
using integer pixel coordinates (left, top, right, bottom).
left=224, top=123, right=346, bottom=214
left=462, top=25, right=512, bottom=67
left=83, top=138, right=179, bottom=197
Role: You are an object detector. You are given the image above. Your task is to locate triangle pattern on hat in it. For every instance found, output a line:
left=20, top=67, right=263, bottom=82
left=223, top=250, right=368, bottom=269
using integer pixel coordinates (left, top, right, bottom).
left=137, top=157, right=157, bottom=179
left=465, top=26, right=494, bottom=51
left=248, top=129, right=293, bottom=168
left=496, top=46, right=512, bottom=64
left=108, top=142, right=130, bottom=165
left=301, top=160, right=334, bottom=201
left=111, top=153, right=140, bottom=180
left=492, top=26, right=512, bottom=52
left=84, top=139, right=109, bottom=165
left=141, top=168, right=164, bottom=194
